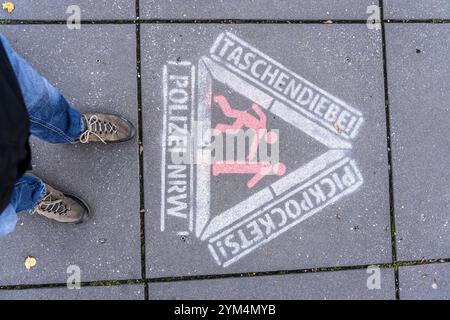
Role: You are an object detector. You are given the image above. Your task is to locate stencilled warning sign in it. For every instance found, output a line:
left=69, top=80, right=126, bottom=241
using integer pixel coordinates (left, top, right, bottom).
left=160, top=32, right=364, bottom=267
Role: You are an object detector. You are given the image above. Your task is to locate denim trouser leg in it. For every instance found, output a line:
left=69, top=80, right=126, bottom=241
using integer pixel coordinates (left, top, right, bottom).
left=0, top=34, right=84, bottom=237
left=10, top=176, right=47, bottom=213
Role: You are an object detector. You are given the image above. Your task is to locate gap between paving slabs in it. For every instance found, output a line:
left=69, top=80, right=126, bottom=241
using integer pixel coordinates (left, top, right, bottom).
left=3, top=259, right=450, bottom=291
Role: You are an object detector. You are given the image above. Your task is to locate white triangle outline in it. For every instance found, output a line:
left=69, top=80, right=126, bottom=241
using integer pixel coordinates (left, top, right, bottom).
left=195, top=33, right=364, bottom=243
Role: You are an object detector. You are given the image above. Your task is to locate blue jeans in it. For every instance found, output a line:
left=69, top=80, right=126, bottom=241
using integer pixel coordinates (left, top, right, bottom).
left=0, top=34, right=84, bottom=237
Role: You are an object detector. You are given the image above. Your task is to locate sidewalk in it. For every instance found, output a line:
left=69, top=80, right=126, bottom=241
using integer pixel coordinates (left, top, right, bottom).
left=0, top=0, right=449, bottom=300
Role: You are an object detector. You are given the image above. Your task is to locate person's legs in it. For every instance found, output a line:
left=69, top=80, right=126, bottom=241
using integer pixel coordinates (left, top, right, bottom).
left=10, top=175, right=46, bottom=213
left=0, top=33, right=135, bottom=236
left=1, top=34, right=135, bottom=146
left=0, top=34, right=84, bottom=144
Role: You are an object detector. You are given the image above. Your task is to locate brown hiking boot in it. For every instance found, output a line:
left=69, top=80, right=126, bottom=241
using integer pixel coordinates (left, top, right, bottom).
left=78, top=113, right=135, bottom=144
left=32, top=184, right=90, bottom=224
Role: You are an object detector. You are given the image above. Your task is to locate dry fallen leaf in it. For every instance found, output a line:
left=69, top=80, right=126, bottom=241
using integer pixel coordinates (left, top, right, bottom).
left=323, top=20, right=333, bottom=24
left=334, top=123, right=342, bottom=133
left=24, top=256, right=37, bottom=270
left=2, top=1, right=14, bottom=13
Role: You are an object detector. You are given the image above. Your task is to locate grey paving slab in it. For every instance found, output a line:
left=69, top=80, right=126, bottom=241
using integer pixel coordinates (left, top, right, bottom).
left=385, top=0, right=450, bottom=20
left=0, top=0, right=134, bottom=20
left=140, top=0, right=378, bottom=19
left=0, top=25, right=140, bottom=285
left=386, top=24, right=450, bottom=261
left=150, top=269, right=395, bottom=300
left=0, top=284, right=145, bottom=300
left=142, top=24, right=391, bottom=277
left=399, top=263, right=450, bottom=300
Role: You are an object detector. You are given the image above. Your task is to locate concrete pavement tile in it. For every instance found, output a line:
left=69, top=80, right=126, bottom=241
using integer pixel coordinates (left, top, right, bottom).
left=142, top=24, right=391, bottom=277
left=386, top=24, right=450, bottom=260
left=0, top=25, right=140, bottom=285
left=140, top=0, right=378, bottom=20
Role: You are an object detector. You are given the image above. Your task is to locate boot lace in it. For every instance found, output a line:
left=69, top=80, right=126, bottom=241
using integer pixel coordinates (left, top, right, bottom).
left=79, top=115, right=118, bottom=144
